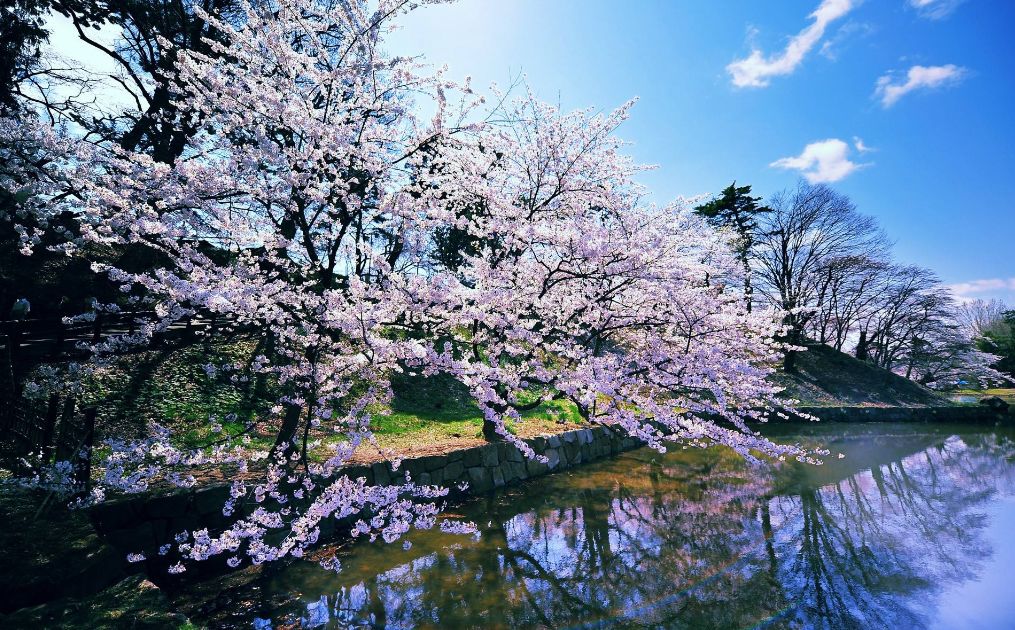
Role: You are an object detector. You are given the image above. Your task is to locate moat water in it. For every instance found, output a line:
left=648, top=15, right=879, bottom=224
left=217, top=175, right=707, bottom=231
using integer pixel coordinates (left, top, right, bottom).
left=184, top=423, right=1015, bottom=629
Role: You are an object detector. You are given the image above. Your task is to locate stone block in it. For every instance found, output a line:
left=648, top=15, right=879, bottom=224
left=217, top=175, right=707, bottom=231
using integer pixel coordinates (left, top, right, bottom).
left=505, top=445, right=524, bottom=463
left=144, top=491, right=192, bottom=519
left=544, top=448, right=561, bottom=470
left=110, top=521, right=156, bottom=553
left=428, top=467, right=445, bottom=486
left=371, top=461, right=391, bottom=486
left=492, top=467, right=506, bottom=488
left=342, top=465, right=373, bottom=484
left=509, top=460, right=528, bottom=481
left=418, top=455, right=448, bottom=472
left=525, top=458, right=549, bottom=477
left=462, top=447, right=483, bottom=468
left=193, top=486, right=230, bottom=516
left=547, top=435, right=562, bottom=448
left=481, top=444, right=500, bottom=467
left=90, top=499, right=143, bottom=532
left=401, top=459, right=425, bottom=479
left=466, top=467, right=493, bottom=493
left=444, top=461, right=464, bottom=482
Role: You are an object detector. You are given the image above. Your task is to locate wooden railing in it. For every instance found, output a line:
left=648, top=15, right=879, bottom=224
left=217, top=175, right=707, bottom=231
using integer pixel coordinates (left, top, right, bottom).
left=0, top=393, right=96, bottom=488
left=1, top=309, right=246, bottom=483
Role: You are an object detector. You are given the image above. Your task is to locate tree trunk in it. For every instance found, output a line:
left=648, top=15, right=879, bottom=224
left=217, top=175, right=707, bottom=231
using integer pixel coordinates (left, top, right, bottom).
left=782, top=327, right=801, bottom=372
left=743, top=258, right=753, bottom=313
left=273, top=404, right=303, bottom=459
left=855, top=330, right=868, bottom=361
left=482, top=418, right=505, bottom=442
left=783, top=347, right=798, bottom=372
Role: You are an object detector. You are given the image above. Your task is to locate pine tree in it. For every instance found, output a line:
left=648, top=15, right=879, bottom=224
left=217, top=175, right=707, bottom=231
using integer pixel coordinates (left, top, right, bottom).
left=694, top=182, right=771, bottom=312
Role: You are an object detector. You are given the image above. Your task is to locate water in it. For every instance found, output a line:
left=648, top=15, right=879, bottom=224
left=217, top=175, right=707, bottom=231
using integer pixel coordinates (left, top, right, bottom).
left=182, top=423, right=1015, bottom=629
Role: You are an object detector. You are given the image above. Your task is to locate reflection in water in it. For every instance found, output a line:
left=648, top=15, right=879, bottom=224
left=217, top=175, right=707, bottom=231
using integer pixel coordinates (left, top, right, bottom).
left=184, top=425, right=1015, bottom=629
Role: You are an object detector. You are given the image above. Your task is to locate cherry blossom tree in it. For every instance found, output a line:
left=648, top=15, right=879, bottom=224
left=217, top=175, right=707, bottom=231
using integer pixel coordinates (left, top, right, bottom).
left=4, top=0, right=814, bottom=571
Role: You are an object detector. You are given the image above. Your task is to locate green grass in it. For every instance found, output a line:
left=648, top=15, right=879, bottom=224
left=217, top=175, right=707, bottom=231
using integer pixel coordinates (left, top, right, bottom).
left=953, top=388, right=1015, bottom=403
left=359, top=372, right=584, bottom=455
left=954, top=388, right=1015, bottom=396
left=80, top=347, right=586, bottom=465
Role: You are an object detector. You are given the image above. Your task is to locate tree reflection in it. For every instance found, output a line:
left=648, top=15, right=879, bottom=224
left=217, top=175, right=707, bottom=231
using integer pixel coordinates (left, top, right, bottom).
left=767, top=431, right=1015, bottom=629
left=190, top=427, right=1015, bottom=629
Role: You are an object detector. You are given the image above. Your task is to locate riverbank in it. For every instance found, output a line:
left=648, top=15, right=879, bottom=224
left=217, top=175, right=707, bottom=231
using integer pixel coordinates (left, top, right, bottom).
left=6, top=400, right=1012, bottom=626
left=0, top=422, right=641, bottom=625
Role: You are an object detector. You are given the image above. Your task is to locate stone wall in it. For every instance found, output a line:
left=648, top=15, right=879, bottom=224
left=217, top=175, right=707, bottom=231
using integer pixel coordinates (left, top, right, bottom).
left=89, top=425, right=643, bottom=565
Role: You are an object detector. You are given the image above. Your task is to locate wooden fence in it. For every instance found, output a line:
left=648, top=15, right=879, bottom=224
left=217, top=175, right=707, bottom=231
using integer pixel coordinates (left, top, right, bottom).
left=1, top=309, right=243, bottom=485
left=0, top=393, right=96, bottom=488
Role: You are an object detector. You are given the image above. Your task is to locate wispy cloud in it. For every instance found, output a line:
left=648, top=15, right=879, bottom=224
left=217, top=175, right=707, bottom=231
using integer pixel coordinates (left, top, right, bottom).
left=875, top=64, right=967, bottom=107
left=770, top=138, right=868, bottom=183
left=819, top=21, right=874, bottom=61
left=946, top=277, right=1015, bottom=303
left=853, top=136, right=874, bottom=153
left=727, top=0, right=856, bottom=88
left=909, top=0, right=965, bottom=20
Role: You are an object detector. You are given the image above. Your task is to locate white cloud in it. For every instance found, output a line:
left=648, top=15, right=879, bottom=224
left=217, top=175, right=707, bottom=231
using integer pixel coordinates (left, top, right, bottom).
left=909, top=0, right=965, bottom=20
left=875, top=64, right=967, bottom=107
left=770, top=138, right=867, bottom=183
left=727, top=0, right=856, bottom=88
left=853, top=136, right=874, bottom=153
left=946, top=278, right=1015, bottom=300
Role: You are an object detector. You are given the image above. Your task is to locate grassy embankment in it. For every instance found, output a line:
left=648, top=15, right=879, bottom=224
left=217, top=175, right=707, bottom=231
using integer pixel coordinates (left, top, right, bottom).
left=79, top=338, right=959, bottom=465
left=79, top=339, right=584, bottom=464
left=771, top=342, right=947, bottom=407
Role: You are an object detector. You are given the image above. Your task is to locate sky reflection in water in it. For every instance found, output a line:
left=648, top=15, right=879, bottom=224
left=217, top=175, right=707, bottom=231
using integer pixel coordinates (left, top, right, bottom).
left=197, top=423, right=1015, bottom=629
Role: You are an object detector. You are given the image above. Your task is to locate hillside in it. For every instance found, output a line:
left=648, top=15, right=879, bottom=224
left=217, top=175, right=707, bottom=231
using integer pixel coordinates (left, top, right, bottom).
left=771, top=342, right=947, bottom=407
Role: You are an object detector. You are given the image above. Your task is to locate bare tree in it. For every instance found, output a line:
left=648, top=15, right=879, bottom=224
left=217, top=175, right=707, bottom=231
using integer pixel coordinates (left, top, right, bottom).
left=807, top=253, right=890, bottom=351
left=753, top=181, right=888, bottom=370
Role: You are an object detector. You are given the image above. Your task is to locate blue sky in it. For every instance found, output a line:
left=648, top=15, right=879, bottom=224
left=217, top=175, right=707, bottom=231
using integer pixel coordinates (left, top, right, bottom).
left=44, top=0, right=1015, bottom=303
left=385, top=0, right=1015, bottom=304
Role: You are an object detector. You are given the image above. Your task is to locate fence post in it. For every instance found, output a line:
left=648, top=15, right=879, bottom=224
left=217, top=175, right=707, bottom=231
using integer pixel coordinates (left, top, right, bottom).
left=74, top=407, right=97, bottom=492
left=91, top=311, right=104, bottom=344
left=54, top=397, right=77, bottom=462
left=7, top=325, right=23, bottom=388
left=40, top=394, right=60, bottom=463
